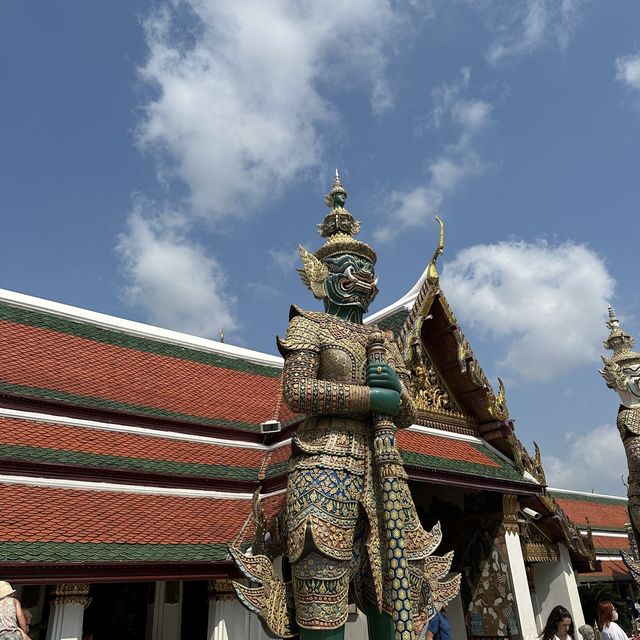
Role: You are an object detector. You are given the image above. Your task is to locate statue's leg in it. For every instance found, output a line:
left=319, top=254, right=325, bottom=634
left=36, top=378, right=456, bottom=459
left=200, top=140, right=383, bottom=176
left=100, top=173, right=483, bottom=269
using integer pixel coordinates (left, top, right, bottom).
left=364, top=598, right=394, bottom=640
left=292, top=551, right=350, bottom=640
left=299, top=626, right=345, bottom=640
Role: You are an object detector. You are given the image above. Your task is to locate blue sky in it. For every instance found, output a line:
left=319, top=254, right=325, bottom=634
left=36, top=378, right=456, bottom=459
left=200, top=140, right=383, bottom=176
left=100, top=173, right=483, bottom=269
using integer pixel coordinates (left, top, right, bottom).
left=2, top=1, right=640, bottom=495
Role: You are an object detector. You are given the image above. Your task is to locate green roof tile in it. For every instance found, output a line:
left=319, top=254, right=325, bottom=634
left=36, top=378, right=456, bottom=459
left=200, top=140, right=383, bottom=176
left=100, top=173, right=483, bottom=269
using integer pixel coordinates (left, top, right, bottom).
left=0, top=542, right=230, bottom=563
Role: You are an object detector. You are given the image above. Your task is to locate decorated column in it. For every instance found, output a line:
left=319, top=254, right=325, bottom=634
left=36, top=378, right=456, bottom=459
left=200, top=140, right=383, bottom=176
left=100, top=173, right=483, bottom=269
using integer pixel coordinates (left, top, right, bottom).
left=45, top=583, right=90, bottom=640
left=502, top=495, right=538, bottom=640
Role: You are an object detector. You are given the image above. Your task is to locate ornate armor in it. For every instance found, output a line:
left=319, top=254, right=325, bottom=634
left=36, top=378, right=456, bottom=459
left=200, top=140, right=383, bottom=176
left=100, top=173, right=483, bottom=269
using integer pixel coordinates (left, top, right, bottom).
left=278, top=306, right=418, bottom=629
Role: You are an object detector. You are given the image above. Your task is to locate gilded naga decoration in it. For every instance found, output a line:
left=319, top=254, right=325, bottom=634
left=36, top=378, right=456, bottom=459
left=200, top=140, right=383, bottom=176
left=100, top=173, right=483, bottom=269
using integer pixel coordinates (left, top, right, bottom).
left=599, top=305, right=640, bottom=581
left=230, top=172, right=460, bottom=640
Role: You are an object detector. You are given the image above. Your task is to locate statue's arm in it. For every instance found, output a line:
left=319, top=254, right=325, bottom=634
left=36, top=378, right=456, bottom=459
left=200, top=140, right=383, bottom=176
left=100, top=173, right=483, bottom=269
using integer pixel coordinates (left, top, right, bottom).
left=278, top=315, right=370, bottom=416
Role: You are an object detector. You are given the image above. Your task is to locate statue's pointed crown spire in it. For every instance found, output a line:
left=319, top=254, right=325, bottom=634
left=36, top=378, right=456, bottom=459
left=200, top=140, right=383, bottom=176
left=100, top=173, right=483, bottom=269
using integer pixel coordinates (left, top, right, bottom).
left=602, top=305, right=640, bottom=365
left=313, top=170, right=376, bottom=264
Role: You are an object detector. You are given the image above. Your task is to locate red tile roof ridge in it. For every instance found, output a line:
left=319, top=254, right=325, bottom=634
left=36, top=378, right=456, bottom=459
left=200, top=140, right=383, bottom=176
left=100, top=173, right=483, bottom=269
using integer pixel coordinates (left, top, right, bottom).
left=406, top=424, right=485, bottom=444
left=405, top=424, right=523, bottom=472
left=0, top=407, right=266, bottom=449
left=0, top=473, right=255, bottom=499
left=0, top=288, right=283, bottom=369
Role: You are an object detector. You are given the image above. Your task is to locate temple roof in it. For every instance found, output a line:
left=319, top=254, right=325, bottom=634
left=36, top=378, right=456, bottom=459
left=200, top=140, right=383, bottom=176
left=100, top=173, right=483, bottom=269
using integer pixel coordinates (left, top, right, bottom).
left=0, top=290, right=296, bottom=436
left=550, top=488, right=632, bottom=582
left=0, top=286, right=591, bottom=582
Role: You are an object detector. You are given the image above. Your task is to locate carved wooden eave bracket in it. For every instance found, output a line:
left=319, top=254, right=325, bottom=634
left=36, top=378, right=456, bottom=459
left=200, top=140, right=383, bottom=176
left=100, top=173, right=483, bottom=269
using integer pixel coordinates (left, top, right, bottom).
left=508, top=437, right=547, bottom=486
left=522, top=494, right=596, bottom=572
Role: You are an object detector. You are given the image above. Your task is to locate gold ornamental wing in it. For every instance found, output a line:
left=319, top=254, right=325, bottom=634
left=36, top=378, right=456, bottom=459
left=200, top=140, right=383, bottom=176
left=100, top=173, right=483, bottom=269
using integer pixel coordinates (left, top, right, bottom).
left=297, top=245, right=328, bottom=299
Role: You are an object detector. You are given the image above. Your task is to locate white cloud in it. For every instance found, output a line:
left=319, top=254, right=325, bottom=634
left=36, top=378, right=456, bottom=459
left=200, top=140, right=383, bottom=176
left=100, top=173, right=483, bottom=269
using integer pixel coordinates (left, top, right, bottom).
left=544, top=424, right=627, bottom=495
left=375, top=69, right=490, bottom=243
left=269, top=247, right=300, bottom=274
left=441, top=240, right=615, bottom=382
left=116, top=203, right=237, bottom=338
left=137, top=0, right=417, bottom=220
left=484, top=0, right=581, bottom=66
left=451, top=99, right=492, bottom=132
left=616, top=51, right=640, bottom=92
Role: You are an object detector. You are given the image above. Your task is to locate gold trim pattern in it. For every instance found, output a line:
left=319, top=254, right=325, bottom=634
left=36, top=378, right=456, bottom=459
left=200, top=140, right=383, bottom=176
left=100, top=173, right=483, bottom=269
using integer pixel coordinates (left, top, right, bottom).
left=502, top=494, right=519, bottom=535
left=50, top=583, right=90, bottom=607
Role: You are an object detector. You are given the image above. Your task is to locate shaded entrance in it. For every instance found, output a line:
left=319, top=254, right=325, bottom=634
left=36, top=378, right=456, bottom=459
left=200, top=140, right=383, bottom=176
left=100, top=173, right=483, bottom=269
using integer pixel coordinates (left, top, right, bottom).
left=83, top=582, right=151, bottom=640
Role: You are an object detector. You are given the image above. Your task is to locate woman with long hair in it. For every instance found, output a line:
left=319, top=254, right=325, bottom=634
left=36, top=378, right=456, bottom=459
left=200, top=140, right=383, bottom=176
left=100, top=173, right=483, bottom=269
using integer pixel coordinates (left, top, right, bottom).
left=541, top=605, right=575, bottom=640
left=598, top=601, right=629, bottom=640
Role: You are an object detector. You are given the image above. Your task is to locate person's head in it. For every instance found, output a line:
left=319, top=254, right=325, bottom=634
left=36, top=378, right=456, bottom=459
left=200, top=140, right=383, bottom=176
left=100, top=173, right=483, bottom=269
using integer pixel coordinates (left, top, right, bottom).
left=0, top=581, right=16, bottom=600
left=578, top=624, right=595, bottom=640
left=598, top=601, right=618, bottom=630
left=542, top=605, right=574, bottom=640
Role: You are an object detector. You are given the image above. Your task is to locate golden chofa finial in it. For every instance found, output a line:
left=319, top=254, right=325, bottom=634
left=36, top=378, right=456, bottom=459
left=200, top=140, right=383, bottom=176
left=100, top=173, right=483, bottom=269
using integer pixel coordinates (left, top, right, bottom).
left=426, top=215, right=445, bottom=283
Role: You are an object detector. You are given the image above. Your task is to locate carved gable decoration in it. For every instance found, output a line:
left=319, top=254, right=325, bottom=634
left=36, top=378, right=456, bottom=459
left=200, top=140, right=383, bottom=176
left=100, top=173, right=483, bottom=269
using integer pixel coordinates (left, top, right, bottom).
left=408, top=336, right=465, bottom=418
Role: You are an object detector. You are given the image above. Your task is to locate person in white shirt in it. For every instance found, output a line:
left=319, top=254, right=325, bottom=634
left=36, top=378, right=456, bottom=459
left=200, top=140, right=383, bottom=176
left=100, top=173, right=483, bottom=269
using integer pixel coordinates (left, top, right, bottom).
left=541, top=605, right=575, bottom=640
left=598, top=601, right=630, bottom=640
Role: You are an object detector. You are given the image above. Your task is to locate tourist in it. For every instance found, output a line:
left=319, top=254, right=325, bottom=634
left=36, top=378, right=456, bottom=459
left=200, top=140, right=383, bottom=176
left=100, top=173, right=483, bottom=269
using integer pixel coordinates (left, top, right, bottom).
left=598, top=601, right=629, bottom=640
left=0, top=580, right=29, bottom=640
left=422, top=604, right=452, bottom=640
left=540, top=605, right=576, bottom=640
left=579, top=624, right=595, bottom=640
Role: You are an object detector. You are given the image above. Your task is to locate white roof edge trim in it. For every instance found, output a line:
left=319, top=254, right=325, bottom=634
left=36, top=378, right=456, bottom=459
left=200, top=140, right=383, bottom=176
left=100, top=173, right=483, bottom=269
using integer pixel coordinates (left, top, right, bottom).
left=365, top=264, right=430, bottom=325
left=579, top=530, right=628, bottom=538
left=0, top=288, right=283, bottom=368
left=0, top=474, right=254, bottom=499
left=406, top=424, right=482, bottom=443
left=595, top=555, right=623, bottom=561
left=0, top=407, right=294, bottom=452
left=548, top=487, right=627, bottom=501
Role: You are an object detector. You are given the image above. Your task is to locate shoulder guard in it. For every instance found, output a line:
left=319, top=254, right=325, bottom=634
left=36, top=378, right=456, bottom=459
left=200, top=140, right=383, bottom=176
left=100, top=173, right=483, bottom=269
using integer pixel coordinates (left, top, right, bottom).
left=277, top=305, right=321, bottom=357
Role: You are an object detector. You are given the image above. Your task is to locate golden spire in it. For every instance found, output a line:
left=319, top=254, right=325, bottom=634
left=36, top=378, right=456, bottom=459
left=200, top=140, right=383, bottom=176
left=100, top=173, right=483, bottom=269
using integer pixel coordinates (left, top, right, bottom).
left=426, top=215, right=445, bottom=283
left=324, top=168, right=347, bottom=208
left=602, top=305, right=639, bottom=364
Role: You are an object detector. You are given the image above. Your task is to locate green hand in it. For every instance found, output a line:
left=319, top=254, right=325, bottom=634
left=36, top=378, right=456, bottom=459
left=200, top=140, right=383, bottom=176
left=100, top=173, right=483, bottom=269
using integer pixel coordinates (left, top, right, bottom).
left=369, top=388, right=401, bottom=416
left=367, top=362, right=401, bottom=393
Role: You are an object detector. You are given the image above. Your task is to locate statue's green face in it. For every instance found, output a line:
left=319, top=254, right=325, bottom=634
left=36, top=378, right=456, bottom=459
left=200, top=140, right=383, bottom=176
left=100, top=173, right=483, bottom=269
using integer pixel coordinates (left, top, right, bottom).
left=323, top=253, right=378, bottom=312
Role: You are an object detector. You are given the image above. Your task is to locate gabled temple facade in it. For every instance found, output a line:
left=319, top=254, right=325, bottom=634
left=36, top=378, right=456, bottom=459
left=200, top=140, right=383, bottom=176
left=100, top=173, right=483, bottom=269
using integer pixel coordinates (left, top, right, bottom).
left=0, top=259, right=610, bottom=640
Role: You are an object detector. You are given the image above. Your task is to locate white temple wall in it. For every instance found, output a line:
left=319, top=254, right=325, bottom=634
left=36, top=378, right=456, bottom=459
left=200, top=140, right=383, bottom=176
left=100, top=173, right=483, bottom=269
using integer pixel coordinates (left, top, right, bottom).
left=152, top=581, right=182, bottom=640
left=531, top=544, right=585, bottom=631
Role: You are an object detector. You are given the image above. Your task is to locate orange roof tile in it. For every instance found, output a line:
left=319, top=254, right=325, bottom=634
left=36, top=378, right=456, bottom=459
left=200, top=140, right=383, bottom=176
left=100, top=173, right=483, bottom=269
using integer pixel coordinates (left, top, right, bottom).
left=0, top=417, right=263, bottom=469
left=555, top=497, right=629, bottom=530
left=592, top=535, right=630, bottom=551
left=0, top=318, right=297, bottom=428
left=397, top=430, right=500, bottom=467
left=0, top=483, right=249, bottom=544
